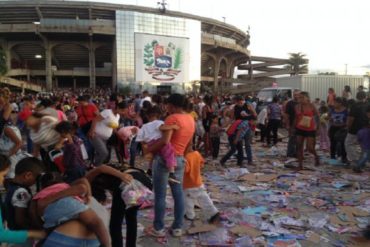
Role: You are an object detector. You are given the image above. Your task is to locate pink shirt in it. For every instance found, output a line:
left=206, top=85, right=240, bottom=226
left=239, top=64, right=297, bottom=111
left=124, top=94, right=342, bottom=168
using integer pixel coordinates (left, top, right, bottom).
left=117, top=126, right=139, bottom=142
left=33, top=183, right=82, bottom=202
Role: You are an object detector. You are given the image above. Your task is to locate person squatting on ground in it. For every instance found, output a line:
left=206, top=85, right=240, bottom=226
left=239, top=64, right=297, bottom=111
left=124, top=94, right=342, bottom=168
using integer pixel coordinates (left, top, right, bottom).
left=0, top=155, right=45, bottom=245
left=30, top=172, right=111, bottom=247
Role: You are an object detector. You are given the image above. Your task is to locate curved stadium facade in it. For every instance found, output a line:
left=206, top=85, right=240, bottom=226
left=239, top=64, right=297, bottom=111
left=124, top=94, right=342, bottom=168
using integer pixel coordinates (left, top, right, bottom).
left=0, top=0, right=250, bottom=93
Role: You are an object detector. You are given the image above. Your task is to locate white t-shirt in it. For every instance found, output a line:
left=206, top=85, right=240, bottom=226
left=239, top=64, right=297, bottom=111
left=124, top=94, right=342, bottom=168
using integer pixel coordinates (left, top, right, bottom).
left=136, top=120, right=163, bottom=143
left=94, top=109, right=120, bottom=140
left=257, top=108, right=268, bottom=125
left=140, top=96, right=152, bottom=107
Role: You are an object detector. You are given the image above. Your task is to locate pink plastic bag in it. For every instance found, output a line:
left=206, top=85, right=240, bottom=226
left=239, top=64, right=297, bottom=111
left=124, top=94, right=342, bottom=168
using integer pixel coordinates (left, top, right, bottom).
left=120, top=180, right=153, bottom=209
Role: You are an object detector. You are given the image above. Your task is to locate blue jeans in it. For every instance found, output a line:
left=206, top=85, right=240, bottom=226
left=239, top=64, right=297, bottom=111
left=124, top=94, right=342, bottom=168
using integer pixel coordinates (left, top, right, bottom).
left=244, top=131, right=252, bottom=162
left=43, top=231, right=100, bottom=247
left=77, top=128, right=94, bottom=162
left=356, top=149, right=370, bottom=169
left=153, top=155, right=185, bottom=231
left=129, top=137, right=139, bottom=167
left=221, top=135, right=244, bottom=165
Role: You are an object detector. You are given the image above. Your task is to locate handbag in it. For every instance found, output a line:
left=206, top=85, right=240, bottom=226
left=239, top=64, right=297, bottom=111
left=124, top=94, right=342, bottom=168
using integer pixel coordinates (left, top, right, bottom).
left=297, top=105, right=313, bottom=129
left=0, top=125, right=21, bottom=154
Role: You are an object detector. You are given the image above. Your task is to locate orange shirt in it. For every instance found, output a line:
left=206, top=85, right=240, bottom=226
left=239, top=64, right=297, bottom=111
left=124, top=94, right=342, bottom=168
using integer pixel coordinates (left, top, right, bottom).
left=165, top=113, right=195, bottom=156
left=183, top=151, right=204, bottom=189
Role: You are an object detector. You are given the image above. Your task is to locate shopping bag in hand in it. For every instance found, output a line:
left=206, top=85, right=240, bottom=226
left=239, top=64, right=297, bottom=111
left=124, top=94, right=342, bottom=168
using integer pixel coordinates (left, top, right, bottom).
left=120, top=179, right=153, bottom=209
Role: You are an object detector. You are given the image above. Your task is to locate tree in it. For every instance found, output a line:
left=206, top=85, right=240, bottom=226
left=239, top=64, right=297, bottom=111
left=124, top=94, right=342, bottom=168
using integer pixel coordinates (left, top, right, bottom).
left=285, top=52, right=308, bottom=76
left=318, top=72, right=337, bottom=75
left=0, top=47, right=7, bottom=76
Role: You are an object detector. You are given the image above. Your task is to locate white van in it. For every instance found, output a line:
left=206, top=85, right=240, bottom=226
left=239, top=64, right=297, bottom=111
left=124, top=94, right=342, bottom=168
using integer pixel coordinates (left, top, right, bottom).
left=256, top=87, right=293, bottom=112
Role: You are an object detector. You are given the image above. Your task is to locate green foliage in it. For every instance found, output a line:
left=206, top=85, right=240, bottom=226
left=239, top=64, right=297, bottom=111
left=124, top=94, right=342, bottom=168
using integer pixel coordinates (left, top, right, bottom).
left=0, top=47, right=7, bottom=76
left=174, top=48, right=182, bottom=69
left=318, top=72, right=337, bottom=75
left=151, top=40, right=158, bottom=48
left=286, top=52, right=309, bottom=76
left=143, top=43, right=154, bottom=66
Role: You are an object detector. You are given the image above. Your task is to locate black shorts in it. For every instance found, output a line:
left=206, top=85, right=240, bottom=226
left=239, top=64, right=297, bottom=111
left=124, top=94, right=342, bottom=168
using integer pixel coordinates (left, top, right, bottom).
left=295, top=128, right=316, bottom=137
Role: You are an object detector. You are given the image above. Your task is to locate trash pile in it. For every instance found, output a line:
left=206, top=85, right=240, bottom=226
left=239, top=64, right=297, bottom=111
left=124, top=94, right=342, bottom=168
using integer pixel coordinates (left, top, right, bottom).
left=135, top=141, right=370, bottom=247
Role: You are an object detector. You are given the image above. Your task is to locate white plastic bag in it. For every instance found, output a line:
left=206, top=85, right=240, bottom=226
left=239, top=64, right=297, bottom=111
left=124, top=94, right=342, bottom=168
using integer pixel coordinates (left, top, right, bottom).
left=196, top=120, right=205, bottom=137
left=120, top=180, right=153, bottom=209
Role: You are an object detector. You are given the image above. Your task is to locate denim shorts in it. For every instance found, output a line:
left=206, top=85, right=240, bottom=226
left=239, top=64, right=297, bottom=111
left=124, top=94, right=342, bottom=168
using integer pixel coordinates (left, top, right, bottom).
left=43, top=197, right=89, bottom=228
left=43, top=231, right=100, bottom=247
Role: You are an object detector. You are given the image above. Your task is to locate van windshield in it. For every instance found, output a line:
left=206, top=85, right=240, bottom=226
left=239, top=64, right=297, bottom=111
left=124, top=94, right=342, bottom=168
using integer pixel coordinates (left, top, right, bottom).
left=257, top=90, right=276, bottom=102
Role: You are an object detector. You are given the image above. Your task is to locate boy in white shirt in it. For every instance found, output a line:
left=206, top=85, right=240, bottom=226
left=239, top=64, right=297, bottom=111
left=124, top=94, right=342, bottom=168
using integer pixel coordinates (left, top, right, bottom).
left=257, top=107, right=268, bottom=143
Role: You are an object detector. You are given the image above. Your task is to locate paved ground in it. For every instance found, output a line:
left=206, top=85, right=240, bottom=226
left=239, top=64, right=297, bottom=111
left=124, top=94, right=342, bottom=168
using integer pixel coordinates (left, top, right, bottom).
left=122, top=132, right=370, bottom=247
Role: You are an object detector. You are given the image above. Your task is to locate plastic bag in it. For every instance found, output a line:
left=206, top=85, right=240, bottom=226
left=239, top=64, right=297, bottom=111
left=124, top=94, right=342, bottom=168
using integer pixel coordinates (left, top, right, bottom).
left=196, top=120, right=205, bottom=137
left=120, top=180, right=153, bottom=209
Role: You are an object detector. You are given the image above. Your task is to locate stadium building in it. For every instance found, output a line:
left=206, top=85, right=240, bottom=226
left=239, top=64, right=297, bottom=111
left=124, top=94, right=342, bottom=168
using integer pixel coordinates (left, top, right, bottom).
left=0, top=0, right=250, bottom=93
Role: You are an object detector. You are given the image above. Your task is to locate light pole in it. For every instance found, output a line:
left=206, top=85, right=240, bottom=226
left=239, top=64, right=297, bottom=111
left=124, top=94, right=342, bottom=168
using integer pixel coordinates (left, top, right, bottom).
left=222, top=17, right=226, bottom=23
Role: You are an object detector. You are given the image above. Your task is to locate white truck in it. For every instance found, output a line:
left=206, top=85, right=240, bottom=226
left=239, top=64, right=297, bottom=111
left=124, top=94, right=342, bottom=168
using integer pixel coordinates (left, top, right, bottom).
left=256, top=75, right=368, bottom=112
left=275, top=75, right=367, bottom=101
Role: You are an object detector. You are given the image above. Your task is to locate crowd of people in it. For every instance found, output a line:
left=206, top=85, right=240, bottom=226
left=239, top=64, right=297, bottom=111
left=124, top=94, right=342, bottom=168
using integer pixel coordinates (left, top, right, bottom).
left=0, top=83, right=369, bottom=246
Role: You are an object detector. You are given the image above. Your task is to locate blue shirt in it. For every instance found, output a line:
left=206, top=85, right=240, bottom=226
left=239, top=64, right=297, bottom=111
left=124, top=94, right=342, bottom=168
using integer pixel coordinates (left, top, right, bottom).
left=330, top=109, right=348, bottom=126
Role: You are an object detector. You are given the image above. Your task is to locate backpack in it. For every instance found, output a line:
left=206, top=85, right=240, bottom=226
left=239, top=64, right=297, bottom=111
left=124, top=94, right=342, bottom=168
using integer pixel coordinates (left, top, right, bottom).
left=226, top=120, right=242, bottom=136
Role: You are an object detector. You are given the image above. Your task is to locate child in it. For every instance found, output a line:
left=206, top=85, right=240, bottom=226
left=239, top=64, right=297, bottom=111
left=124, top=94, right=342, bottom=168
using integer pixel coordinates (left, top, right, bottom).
left=0, top=155, right=45, bottom=244
left=136, top=106, right=179, bottom=183
left=54, top=121, right=87, bottom=183
left=209, top=115, right=221, bottom=160
left=257, top=107, right=268, bottom=143
left=319, top=105, right=330, bottom=152
left=4, top=157, right=44, bottom=230
left=117, top=126, right=139, bottom=162
left=183, top=146, right=220, bottom=223
left=31, top=172, right=111, bottom=247
left=220, top=120, right=250, bottom=167
left=353, top=106, right=370, bottom=173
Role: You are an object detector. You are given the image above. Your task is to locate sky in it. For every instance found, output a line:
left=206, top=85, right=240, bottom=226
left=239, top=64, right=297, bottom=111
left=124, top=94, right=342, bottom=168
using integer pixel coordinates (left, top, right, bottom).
left=78, top=0, right=370, bottom=75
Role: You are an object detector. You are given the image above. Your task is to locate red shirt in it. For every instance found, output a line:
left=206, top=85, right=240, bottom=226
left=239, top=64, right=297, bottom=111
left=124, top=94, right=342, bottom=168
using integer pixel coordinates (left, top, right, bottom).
left=76, top=104, right=98, bottom=126
left=295, top=106, right=316, bottom=131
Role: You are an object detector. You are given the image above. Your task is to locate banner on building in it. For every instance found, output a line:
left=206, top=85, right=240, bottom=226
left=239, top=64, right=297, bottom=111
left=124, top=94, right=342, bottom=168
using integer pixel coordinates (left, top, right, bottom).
left=135, top=33, right=189, bottom=83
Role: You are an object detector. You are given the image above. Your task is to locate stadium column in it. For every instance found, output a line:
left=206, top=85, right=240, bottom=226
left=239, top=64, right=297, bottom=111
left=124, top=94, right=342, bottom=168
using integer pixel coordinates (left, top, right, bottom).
left=45, top=42, right=52, bottom=91
left=112, top=39, right=117, bottom=91
left=0, top=40, right=11, bottom=74
left=89, top=37, right=96, bottom=90
left=213, top=56, right=221, bottom=93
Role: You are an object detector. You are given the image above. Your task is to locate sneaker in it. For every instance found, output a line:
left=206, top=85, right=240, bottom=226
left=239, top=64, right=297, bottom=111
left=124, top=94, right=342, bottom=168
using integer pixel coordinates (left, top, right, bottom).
left=168, top=173, right=180, bottom=184
left=170, top=228, right=182, bottom=237
left=184, top=215, right=195, bottom=221
left=353, top=167, right=363, bottom=173
left=208, top=212, right=221, bottom=224
left=148, top=227, right=166, bottom=238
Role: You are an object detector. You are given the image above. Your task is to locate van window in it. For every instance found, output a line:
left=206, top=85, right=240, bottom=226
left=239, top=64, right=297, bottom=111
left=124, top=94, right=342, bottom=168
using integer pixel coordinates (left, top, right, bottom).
left=257, top=89, right=276, bottom=102
left=280, top=89, right=292, bottom=99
